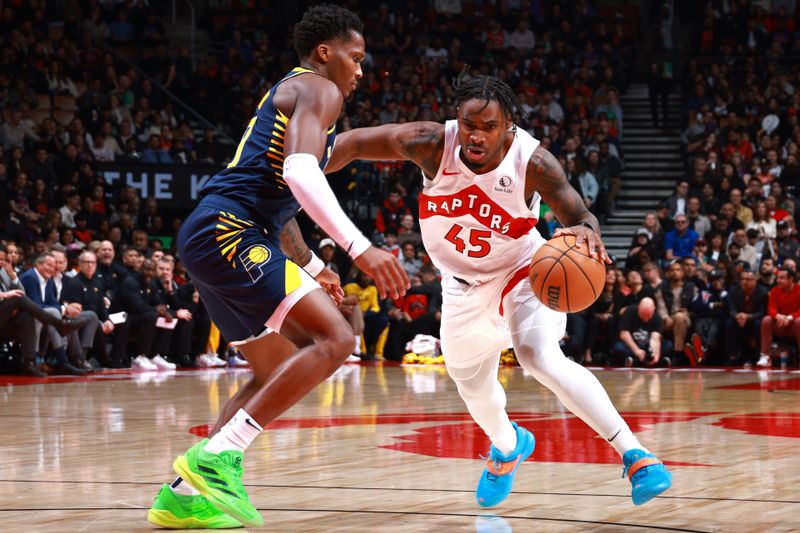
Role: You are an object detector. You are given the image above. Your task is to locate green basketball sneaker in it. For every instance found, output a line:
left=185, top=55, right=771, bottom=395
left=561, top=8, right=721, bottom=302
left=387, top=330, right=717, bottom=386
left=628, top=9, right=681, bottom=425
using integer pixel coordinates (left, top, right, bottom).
left=173, top=439, right=264, bottom=527
left=147, top=483, right=243, bottom=529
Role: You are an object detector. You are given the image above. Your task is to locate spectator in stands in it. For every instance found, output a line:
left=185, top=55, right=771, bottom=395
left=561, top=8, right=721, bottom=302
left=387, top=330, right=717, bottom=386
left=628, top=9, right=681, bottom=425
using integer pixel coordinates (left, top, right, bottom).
left=759, top=257, right=777, bottom=289
left=584, top=268, right=621, bottom=365
left=567, top=158, right=599, bottom=213
left=155, top=257, right=195, bottom=368
left=381, top=231, right=400, bottom=258
left=681, top=256, right=704, bottom=288
left=52, top=248, right=98, bottom=372
left=687, top=269, right=728, bottom=366
left=686, top=197, right=711, bottom=238
left=730, top=189, right=753, bottom=226
left=747, top=200, right=777, bottom=240
left=344, top=270, right=387, bottom=360
left=399, top=241, right=422, bottom=278
left=397, top=213, right=422, bottom=248
left=19, top=253, right=85, bottom=375
left=766, top=195, right=790, bottom=222
left=665, top=214, right=699, bottom=261
left=141, top=134, right=173, bottom=164
left=118, top=249, right=160, bottom=369
left=0, top=245, right=84, bottom=376
left=375, top=189, right=410, bottom=236
left=195, top=129, right=224, bottom=164
left=775, top=220, right=800, bottom=263
left=717, top=202, right=744, bottom=236
left=611, top=297, right=671, bottom=367
left=656, top=201, right=675, bottom=234
left=759, top=267, right=800, bottom=367
left=725, top=268, right=768, bottom=367
left=318, top=238, right=339, bottom=275
left=1, top=108, right=41, bottom=150
left=62, top=250, right=117, bottom=368
left=665, top=180, right=690, bottom=217
left=384, top=265, right=442, bottom=360
left=625, top=229, right=657, bottom=271
left=656, top=259, right=696, bottom=364
left=731, top=228, right=758, bottom=271
left=699, top=182, right=722, bottom=218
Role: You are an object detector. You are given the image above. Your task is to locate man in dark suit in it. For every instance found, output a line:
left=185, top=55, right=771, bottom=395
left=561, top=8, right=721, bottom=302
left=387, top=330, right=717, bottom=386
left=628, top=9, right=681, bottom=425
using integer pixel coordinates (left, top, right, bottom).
left=724, top=268, right=768, bottom=366
left=63, top=250, right=127, bottom=368
left=96, top=239, right=129, bottom=312
left=119, top=251, right=171, bottom=369
left=52, top=248, right=99, bottom=372
left=664, top=179, right=690, bottom=218
left=155, top=257, right=197, bottom=367
left=19, top=253, right=85, bottom=375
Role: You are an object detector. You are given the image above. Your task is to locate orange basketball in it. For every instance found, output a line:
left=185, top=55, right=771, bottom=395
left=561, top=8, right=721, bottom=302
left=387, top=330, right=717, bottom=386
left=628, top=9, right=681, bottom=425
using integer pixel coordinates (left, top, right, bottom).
left=529, top=234, right=606, bottom=313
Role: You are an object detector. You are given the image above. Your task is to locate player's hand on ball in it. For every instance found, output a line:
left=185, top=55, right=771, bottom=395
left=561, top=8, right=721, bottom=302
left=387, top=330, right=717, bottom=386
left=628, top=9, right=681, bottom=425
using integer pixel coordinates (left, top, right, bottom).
left=354, top=246, right=410, bottom=299
left=553, top=224, right=611, bottom=264
left=315, top=267, right=344, bottom=305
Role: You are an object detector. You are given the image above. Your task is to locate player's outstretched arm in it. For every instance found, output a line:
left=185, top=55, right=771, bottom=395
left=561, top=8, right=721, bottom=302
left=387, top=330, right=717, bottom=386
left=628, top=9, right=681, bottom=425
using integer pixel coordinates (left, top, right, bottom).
left=326, top=121, right=444, bottom=177
left=527, top=145, right=611, bottom=263
left=281, top=77, right=408, bottom=299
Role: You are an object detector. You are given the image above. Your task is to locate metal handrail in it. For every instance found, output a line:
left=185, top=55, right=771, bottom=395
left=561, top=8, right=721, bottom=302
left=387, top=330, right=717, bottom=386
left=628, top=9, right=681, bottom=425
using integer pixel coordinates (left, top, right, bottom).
left=104, top=44, right=235, bottom=144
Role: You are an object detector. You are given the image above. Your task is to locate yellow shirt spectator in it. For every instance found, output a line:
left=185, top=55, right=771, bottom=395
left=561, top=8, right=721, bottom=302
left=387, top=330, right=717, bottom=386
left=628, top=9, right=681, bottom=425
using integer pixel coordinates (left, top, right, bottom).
left=344, top=281, right=380, bottom=313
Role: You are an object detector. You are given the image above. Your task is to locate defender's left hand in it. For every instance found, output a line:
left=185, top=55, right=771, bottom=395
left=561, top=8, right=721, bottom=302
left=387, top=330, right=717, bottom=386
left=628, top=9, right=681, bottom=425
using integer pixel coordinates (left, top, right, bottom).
left=553, top=225, right=611, bottom=264
left=316, top=267, right=344, bottom=305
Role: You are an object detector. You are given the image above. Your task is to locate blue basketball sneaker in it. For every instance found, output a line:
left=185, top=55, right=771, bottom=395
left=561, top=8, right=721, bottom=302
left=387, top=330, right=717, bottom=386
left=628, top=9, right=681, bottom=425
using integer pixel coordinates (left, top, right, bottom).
left=622, top=449, right=673, bottom=505
left=476, top=422, right=535, bottom=507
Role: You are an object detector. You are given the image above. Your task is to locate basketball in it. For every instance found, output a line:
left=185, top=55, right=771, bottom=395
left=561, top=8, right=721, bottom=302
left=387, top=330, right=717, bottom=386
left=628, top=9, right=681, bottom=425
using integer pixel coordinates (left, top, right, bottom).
left=528, top=234, right=606, bottom=313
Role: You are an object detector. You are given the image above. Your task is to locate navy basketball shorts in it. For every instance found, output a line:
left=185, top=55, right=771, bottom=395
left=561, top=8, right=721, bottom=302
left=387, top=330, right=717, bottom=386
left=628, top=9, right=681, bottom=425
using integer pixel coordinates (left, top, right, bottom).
left=177, top=198, right=320, bottom=343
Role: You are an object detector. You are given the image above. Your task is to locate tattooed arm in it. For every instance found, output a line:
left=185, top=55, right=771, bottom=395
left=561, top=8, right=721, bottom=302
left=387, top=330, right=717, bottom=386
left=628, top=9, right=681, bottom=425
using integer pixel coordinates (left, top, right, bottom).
left=527, top=145, right=610, bottom=262
left=279, top=217, right=312, bottom=267
left=280, top=217, right=344, bottom=303
left=325, top=122, right=445, bottom=178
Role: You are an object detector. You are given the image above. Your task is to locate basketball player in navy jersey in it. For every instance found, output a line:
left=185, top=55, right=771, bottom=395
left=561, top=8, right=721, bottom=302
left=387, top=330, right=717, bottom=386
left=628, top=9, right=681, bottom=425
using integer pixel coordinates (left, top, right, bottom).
left=325, top=74, right=672, bottom=509
left=147, top=5, right=408, bottom=529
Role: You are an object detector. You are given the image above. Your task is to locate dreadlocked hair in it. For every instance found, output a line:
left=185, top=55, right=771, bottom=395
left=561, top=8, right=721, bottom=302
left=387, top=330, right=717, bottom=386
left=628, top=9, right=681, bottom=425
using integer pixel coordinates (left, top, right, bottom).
left=453, top=68, right=527, bottom=124
left=293, top=4, right=363, bottom=59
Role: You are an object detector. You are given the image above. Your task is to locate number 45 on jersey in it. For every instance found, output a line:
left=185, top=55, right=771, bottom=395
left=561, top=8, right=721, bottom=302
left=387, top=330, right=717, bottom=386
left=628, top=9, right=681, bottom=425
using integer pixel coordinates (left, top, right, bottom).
left=445, top=224, right=492, bottom=258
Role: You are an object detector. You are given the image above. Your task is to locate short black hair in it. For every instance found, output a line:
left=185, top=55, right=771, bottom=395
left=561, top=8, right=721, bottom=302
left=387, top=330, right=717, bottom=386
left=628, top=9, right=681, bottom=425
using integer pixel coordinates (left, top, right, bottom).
left=453, top=69, right=526, bottom=122
left=779, top=266, right=797, bottom=279
left=293, top=4, right=363, bottom=59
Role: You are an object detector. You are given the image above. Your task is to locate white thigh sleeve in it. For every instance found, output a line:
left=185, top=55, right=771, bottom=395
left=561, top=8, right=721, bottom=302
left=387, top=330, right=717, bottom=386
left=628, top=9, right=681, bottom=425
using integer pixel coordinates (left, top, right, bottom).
left=504, top=281, right=629, bottom=440
left=446, top=354, right=517, bottom=455
left=284, top=153, right=371, bottom=258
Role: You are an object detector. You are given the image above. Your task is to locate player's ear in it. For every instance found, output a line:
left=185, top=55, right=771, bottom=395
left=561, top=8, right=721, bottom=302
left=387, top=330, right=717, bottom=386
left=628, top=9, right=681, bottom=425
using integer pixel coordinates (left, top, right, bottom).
left=317, top=43, right=330, bottom=63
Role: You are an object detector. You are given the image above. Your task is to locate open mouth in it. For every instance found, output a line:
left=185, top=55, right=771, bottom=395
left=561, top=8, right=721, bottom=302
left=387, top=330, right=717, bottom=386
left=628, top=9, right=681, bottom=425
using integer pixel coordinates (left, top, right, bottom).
left=465, top=146, right=484, bottom=159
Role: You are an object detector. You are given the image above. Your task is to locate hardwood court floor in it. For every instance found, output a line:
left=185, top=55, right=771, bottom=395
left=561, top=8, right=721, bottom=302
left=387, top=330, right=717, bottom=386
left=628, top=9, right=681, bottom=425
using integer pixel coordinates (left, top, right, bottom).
left=1, top=364, right=800, bottom=532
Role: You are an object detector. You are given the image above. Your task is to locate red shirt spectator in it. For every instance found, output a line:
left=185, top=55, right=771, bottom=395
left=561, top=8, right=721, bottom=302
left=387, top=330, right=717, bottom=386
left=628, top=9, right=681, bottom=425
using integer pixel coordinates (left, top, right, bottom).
left=767, top=276, right=800, bottom=317
left=375, top=190, right=411, bottom=234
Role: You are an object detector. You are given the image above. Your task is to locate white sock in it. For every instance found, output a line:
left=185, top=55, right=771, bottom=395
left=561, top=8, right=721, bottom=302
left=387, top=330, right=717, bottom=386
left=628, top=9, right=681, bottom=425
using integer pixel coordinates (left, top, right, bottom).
left=204, top=409, right=263, bottom=453
left=607, top=425, right=648, bottom=458
left=489, top=423, right=518, bottom=456
left=170, top=476, right=200, bottom=496
left=354, top=335, right=361, bottom=355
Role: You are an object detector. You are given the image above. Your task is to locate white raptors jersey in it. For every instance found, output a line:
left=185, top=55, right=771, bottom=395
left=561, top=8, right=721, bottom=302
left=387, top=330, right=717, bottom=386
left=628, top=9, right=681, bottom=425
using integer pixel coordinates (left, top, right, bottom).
left=418, top=120, right=544, bottom=282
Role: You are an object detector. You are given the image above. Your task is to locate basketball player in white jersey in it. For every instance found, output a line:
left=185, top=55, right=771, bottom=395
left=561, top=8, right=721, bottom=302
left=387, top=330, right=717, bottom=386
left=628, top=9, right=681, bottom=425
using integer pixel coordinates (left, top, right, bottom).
left=326, top=73, right=672, bottom=507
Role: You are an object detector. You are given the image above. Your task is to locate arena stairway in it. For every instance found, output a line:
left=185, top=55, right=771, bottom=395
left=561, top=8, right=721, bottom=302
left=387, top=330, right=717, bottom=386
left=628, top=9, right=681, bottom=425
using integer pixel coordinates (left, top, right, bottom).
left=602, top=83, right=684, bottom=262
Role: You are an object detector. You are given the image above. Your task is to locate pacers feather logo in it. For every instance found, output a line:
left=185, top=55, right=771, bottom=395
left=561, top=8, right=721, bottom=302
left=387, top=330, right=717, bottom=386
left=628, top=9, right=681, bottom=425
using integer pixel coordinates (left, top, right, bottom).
left=239, top=244, right=271, bottom=282
left=215, top=211, right=255, bottom=268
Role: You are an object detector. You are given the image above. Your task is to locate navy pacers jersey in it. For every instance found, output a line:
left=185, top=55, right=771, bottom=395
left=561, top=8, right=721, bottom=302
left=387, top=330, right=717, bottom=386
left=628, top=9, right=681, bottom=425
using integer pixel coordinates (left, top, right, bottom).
left=200, top=67, right=337, bottom=233
left=179, top=67, right=335, bottom=342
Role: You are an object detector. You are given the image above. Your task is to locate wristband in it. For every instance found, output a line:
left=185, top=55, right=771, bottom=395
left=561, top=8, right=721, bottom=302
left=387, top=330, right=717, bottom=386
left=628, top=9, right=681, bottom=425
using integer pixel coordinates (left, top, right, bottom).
left=304, top=252, right=325, bottom=277
left=579, top=221, right=595, bottom=232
